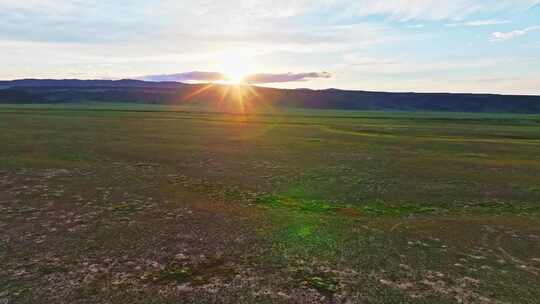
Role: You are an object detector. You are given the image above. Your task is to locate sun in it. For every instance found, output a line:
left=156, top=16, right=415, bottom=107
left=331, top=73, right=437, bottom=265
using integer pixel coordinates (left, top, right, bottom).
left=177, top=50, right=265, bottom=114
left=215, top=50, right=256, bottom=84
left=226, top=70, right=247, bottom=84
left=223, top=63, right=250, bottom=84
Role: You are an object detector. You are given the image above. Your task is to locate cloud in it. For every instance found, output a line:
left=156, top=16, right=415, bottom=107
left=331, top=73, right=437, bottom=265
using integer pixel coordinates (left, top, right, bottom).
left=138, top=71, right=332, bottom=84
left=446, top=19, right=510, bottom=27
left=1, top=0, right=540, bottom=95
left=339, top=0, right=540, bottom=21
left=244, top=72, right=332, bottom=84
left=139, top=71, right=226, bottom=82
left=2, top=1, right=540, bottom=45
left=491, top=26, right=540, bottom=41
left=0, top=1, right=162, bottom=43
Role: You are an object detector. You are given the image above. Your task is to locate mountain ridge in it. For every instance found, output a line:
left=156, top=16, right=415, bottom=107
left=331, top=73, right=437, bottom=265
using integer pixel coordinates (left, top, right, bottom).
left=1, top=79, right=540, bottom=113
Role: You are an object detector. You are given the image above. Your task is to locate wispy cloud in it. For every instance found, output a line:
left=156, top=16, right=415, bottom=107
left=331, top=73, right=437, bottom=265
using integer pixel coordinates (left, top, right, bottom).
left=2, top=1, right=539, bottom=44
left=491, top=26, right=540, bottom=42
left=244, top=72, right=331, bottom=84
left=446, top=19, right=510, bottom=27
left=340, top=0, right=540, bottom=21
left=139, top=71, right=332, bottom=84
left=139, top=72, right=225, bottom=82
left=406, top=24, right=425, bottom=29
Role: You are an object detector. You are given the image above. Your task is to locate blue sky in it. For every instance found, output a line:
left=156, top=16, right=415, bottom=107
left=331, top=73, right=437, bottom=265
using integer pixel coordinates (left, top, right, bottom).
left=1, top=0, right=539, bottom=94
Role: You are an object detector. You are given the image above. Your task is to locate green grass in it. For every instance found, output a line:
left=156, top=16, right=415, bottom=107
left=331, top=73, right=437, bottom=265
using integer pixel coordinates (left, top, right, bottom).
left=1, top=104, right=540, bottom=303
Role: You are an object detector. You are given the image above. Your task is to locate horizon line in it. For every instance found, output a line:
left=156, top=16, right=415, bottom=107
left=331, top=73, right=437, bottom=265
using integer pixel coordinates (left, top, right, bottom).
left=2, top=78, right=539, bottom=97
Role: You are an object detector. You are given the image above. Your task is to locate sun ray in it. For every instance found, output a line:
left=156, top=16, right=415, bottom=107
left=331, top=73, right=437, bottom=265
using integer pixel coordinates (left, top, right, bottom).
left=233, top=85, right=245, bottom=115
left=218, top=85, right=230, bottom=109
left=244, top=84, right=260, bottom=99
left=182, top=83, right=215, bottom=102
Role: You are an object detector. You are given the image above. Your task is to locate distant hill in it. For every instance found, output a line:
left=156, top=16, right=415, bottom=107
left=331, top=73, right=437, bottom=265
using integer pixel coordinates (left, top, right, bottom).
left=1, top=79, right=540, bottom=113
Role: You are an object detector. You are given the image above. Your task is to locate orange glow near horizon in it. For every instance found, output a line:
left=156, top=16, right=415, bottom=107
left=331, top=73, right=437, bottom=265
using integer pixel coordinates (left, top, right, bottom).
left=215, top=50, right=257, bottom=85
left=178, top=52, right=268, bottom=115
left=180, top=82, right=259, bottom=115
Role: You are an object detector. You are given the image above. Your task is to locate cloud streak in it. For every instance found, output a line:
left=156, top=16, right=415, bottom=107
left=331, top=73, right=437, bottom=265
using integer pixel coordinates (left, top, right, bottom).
left=491, top=26, right=540, bottom=41
left=139, top=71, right=332, bottom=84
left=244, top=72, right=332, bottom=84
left=2, top=1, right=540, bottom=44
left=446, top=19, right=510, bottom=27
left=139, top=71, right=225, bottom=82
left=340, top=0, right=540, bottom=21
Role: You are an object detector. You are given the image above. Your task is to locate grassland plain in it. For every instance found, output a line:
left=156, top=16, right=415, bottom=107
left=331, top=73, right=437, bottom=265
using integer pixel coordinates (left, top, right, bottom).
left=1, top=105, right=540, bottom=304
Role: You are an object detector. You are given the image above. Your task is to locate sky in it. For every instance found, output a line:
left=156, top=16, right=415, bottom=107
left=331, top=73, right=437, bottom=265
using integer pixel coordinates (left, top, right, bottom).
left=1, top=0, right=540, bottom=95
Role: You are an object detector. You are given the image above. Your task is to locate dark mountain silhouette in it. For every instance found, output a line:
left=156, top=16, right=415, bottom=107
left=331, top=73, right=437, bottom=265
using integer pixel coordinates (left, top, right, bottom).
left=1, top=79, right=540, bottom=113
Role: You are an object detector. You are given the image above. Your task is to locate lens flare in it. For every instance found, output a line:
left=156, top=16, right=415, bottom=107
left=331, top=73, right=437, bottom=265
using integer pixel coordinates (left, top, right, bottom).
left=215, top=50, right=256, bottom=84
